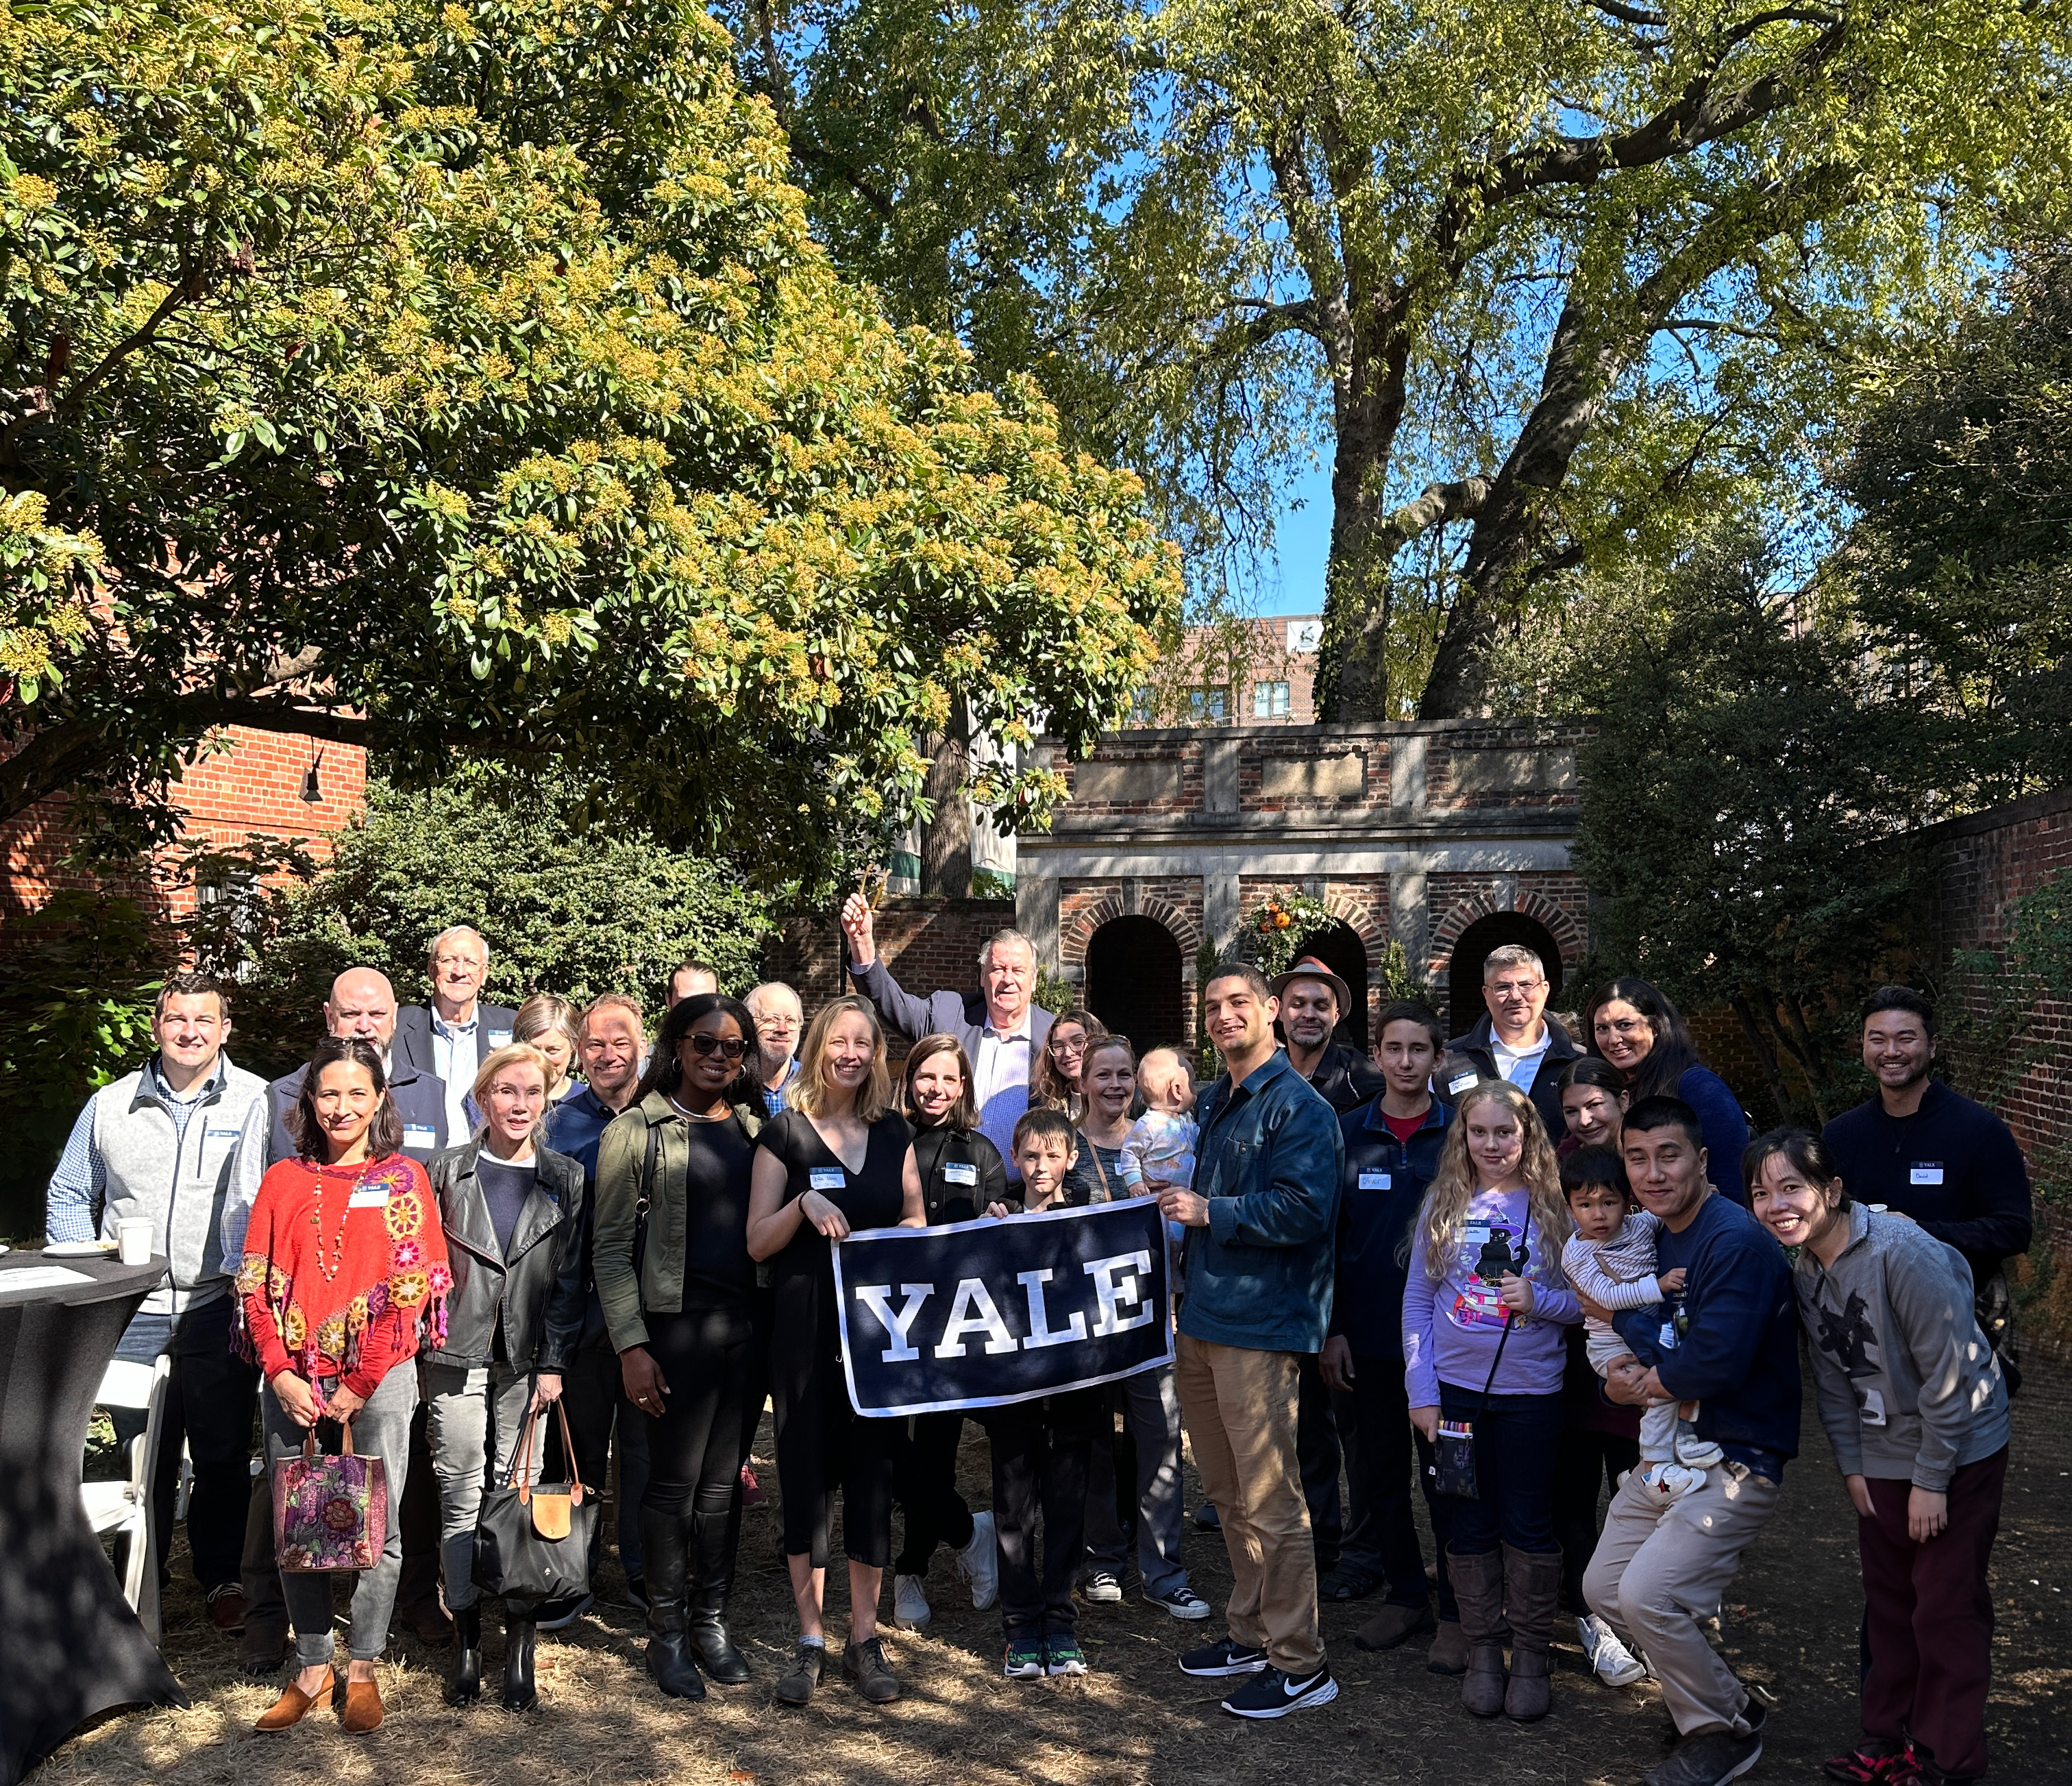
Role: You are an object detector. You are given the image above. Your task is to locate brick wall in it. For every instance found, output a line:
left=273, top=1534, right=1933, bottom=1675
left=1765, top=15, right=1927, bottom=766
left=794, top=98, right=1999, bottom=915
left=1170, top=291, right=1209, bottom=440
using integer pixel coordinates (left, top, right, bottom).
left=1927, top=788, right=2072, bottom=1164
left=1, top=726, right=368, bottom=922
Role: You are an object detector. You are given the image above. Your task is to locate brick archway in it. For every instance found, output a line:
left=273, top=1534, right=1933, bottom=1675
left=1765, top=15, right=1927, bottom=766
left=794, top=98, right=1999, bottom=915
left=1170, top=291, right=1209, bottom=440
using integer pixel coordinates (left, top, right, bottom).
left=1060, top=892, right=1203, bottom=972
left=1429, top=886, right=1581, bottom=978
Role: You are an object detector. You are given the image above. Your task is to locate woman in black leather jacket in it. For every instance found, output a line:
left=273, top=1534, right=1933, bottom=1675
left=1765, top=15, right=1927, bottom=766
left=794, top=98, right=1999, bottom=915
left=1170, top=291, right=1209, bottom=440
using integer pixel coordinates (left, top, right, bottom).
left=889, top=1035, right=1007, bottom=1634
left=421, top=1042, right=587, bottom=1710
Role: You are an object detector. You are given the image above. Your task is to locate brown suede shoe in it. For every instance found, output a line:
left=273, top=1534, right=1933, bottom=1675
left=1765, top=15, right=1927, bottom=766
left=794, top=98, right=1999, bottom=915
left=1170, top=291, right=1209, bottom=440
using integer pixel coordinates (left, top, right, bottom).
left=339, top=1677, right=384, bottom=1733
left=1355, top=1600, right=1436, bottom=1652
left=254, top=1668, right=333, bottom=1732
left=1427, top=1618, right=1470, bottom=1675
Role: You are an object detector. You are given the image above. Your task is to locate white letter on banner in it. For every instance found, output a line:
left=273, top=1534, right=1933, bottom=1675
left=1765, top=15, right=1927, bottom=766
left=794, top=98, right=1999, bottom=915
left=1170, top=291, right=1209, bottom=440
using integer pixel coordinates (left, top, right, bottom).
left=851, top=1283, right=937, bottom=1362
left=1084, top=1251, right=1155, bottom=1336
left=934, top=1277, right=1019, bottom=1358
left=1016, top=1269, right=1089, bottom=1349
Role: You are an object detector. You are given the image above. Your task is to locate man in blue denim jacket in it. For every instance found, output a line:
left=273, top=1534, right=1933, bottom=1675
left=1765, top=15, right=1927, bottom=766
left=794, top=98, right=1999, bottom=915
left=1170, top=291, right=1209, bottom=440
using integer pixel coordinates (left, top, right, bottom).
left=1158, top=963, right=1344, bottom=1719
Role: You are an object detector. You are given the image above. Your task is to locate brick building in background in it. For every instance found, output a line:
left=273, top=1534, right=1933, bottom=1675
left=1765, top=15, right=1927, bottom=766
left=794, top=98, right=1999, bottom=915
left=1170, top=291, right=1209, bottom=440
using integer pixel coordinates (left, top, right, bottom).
left=1, top=726, right=368, bottom=921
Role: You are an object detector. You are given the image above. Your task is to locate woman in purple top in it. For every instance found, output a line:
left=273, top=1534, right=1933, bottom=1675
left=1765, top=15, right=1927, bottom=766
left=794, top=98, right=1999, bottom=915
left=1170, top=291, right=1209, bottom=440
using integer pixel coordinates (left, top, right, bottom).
left=1403, top=1079, right=1580, bottom=1725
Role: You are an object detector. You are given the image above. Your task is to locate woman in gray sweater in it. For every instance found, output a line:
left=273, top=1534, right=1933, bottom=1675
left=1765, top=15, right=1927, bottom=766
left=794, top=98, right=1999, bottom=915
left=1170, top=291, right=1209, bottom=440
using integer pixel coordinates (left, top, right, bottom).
left=1747, top=1128, right=2010, bottom=1786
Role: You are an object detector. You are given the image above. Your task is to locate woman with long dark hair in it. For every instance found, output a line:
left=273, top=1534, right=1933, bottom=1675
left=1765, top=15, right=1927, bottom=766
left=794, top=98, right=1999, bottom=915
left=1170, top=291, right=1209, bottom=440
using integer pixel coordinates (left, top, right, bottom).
left=237, top=1036, right=450, bottom=1735
left=1748, top=1127, right=2010, bottom=1786
left=1029, top=1005, right=1106, bottom=1118
left=748, top=995, right=926, bottom=1708
left=593, top=993, right=767, bottom=1704
left=1582, top=977, right=1749, bottom=1203
left=888, top=1035, right=1005, bottom=1634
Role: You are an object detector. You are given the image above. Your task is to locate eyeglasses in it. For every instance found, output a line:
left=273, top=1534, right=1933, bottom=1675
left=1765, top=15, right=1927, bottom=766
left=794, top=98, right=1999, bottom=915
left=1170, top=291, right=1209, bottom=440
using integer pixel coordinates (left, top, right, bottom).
left=432, top=953, right=483, bottom=970
left=687, top=1034, right=749, bottom=1060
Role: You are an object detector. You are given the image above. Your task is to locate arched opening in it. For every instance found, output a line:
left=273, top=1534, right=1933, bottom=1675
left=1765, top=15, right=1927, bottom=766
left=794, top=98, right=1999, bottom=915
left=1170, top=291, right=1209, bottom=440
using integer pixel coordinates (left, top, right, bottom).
left=1446, top=912, right=1564, bottom=1039
left=1290, top=918, right=1371, bottom=1050
left=1084, top=916, right=1185, bottom=1055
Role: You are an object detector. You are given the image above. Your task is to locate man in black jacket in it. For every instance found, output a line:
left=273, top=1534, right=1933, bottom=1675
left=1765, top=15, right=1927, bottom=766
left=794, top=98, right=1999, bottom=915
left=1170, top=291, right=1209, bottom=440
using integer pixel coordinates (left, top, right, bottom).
left=1445, top=943, right=1577, bottom=1139
left=393, top=925, right=519, bottom=1139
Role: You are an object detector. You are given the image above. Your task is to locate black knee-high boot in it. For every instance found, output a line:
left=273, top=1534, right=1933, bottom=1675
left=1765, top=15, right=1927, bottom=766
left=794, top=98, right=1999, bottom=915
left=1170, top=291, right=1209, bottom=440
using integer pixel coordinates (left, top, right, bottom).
left=444, top=1604, right=482, bottom=1706
left=639, top=1506, right=706, bottom=1700
left=688, top=1510, right=750, bottom=1683
left=502, top=1602, right=537, bottom=1711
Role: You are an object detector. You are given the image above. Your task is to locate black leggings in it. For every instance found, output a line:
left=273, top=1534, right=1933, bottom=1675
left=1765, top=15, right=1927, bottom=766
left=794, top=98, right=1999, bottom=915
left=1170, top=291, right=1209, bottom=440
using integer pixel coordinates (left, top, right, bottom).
left=642, top=1306, right=754, bottom=1520
left=772, top=1349, right=894, bottom=1568
left=1551, top=1423, right=1640, bottom=1614
left=894, top=1412, right=975, bottom=1576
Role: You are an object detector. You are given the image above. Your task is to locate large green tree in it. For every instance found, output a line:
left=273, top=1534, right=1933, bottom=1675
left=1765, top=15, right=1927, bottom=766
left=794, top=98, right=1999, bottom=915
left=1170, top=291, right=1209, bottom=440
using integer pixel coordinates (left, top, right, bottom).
left=728, top=0, right=2072, bottom=718
left=0, top=0, right=1180, bottom=878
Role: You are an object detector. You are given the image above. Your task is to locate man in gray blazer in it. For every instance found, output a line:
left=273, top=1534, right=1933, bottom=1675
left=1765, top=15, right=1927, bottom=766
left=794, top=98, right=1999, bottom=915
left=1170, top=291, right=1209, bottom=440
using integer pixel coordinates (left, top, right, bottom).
left=392, top=924, right=518, bottom=1138
left=839, top=894, right=1054, bottom=1178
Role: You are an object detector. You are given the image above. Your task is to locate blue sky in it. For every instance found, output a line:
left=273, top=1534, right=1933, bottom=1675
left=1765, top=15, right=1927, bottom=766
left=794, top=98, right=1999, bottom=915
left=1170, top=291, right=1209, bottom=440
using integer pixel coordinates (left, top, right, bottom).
left=1257, top=459, right=1331, bottom=617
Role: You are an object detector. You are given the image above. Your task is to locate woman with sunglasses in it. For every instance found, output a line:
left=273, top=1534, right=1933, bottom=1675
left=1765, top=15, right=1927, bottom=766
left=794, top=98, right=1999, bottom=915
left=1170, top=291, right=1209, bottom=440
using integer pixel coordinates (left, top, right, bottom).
left=593, top=994, right=769, bottom=1706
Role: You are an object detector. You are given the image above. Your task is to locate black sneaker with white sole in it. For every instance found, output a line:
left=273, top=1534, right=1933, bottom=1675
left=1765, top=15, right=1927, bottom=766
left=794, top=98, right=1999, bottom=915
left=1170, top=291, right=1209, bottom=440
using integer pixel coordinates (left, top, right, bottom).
left=1178, top=1637, right=1269, bottom=1678
left=1643, top=1724, right=1764, bottom=1786
left=1221, top=1663, right=1339, bottom=1719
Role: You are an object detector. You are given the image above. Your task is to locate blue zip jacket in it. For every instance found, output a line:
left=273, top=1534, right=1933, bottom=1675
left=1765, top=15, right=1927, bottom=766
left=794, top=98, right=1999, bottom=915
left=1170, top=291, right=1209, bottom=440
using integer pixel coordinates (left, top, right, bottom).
left=1333, top=1096, right=1452, bottom=1358
left=1179, top=1051, right=1344, bottom=1354
left=1612, top=1191, right=1801, bottom=1478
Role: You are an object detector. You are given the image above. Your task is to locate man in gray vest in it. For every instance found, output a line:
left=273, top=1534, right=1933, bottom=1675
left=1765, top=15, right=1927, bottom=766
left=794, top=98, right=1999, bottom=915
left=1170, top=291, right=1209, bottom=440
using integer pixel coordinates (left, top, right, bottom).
left=45, top=970, right=269, bottom=1637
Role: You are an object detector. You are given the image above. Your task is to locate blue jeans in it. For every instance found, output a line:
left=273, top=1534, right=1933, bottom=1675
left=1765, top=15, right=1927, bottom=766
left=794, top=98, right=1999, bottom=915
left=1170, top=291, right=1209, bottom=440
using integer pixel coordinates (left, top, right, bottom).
left=1436, top=1386, right=1563, bottom=1556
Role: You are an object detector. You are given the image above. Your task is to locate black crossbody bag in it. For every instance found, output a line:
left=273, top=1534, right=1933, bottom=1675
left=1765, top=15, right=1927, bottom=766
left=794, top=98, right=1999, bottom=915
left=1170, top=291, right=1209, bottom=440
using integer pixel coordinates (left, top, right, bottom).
left=1431, top=1212, right=1530, bottom=1500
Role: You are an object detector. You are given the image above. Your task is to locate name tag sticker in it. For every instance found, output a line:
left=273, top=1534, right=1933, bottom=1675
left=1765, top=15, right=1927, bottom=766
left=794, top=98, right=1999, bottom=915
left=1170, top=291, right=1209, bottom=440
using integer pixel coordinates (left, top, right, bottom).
left=1359, top=1171, right=1392, bottom=1190
left=487, top=1029, right=513, bottom=1049
left=809, top=1167, right=846, bottom=1192
left=1910, top=1165, right=1945, bottom=1186
left=402, top=1125, right=437, bottom=1150
left=943, top=1162, right=978, bottom=1187
left=349, top=1184, right=391, bottom=1210
left=206, top=1126, right=241, bottom=1142
left=1658, top=1322, right=1678, bottom=1351
left=1448, top=1073, right=1479, bottom=1094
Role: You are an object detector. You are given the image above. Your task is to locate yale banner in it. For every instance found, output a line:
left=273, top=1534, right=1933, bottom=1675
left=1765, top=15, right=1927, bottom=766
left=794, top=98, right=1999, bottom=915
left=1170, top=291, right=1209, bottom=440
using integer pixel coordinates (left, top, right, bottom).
left=832, top=1200, right=1174, bottom=1417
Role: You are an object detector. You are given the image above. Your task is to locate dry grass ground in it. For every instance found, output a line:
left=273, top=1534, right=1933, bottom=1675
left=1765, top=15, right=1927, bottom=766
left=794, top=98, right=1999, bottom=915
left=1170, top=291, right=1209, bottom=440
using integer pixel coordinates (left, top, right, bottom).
left=38, top=1370, right=2071, bottom=1786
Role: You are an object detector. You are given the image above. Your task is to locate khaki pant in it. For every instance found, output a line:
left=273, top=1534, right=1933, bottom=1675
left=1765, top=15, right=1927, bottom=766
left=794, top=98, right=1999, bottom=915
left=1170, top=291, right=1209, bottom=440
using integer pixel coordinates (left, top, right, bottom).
left=1174, top=1333, right=1322, bottom=1675
left=1583, top=1462, right=1781, bottom=1737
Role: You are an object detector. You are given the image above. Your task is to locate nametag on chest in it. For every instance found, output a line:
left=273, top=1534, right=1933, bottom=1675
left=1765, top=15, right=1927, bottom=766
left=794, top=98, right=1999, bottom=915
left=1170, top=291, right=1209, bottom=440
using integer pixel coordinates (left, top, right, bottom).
left=349, top=1184, right=392, bottom=1210
left=1909, top=1164, right=1944, bottom=1186
left=1448, top=1073, right=1479, bottom=1095
left=943, top=1162, right=978, bottom=1187
left=204, top=1125, right=241, bottom=1145
left=402, top=1125, right=438, bottom=1151
left=1358, top=1171, right=1392, bottom=1190
left=487, top=1029, right=513, bottom=1050
left=809, top=1167, right=846, bottom=1193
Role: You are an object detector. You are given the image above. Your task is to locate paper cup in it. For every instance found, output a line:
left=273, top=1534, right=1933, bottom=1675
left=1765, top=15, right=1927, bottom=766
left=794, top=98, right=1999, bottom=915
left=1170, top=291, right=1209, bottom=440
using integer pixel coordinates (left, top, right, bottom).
left=117, top=1219, right=154, bottom=1266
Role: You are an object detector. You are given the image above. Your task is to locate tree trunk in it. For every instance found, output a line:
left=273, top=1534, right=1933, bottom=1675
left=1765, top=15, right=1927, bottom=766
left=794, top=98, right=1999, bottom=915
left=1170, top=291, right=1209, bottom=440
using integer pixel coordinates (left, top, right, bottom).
left=1315, top=324, right=1411, bottom=722
left=918, top=702, right=971, bottom=898
left=0, top=715, right=118, bottom=825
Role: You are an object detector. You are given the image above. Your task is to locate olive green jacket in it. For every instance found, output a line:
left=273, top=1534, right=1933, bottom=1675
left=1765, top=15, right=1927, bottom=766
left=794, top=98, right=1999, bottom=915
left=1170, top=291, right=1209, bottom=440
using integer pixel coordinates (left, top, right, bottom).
left=592, top=1090, right=763, bottom=1354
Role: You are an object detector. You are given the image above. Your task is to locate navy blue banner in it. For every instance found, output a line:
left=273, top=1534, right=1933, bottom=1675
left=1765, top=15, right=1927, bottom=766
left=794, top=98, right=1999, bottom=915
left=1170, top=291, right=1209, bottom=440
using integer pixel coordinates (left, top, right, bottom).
left=832, top=1200, right=1174, bottom=1417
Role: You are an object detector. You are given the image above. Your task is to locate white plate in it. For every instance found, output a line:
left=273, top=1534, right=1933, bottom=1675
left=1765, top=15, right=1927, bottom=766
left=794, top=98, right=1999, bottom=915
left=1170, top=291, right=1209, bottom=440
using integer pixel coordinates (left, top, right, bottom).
left=43, top=1239, right=118, bottom=1257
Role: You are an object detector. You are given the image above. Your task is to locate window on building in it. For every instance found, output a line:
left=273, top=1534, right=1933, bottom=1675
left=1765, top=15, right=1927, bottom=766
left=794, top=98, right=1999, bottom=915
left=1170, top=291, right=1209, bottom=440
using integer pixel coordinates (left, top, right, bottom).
left=1253, top=680, right=1292, bottom=718
left=1186, top=685, right=1229, bottom=722
left=1127, top=686, right=1157, bottom=727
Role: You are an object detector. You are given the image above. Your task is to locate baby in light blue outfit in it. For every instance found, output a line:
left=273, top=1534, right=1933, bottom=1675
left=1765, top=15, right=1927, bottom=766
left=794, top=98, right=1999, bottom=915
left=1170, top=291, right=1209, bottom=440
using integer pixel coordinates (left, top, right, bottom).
left=1120, top=1048, right=1198, bottom=1273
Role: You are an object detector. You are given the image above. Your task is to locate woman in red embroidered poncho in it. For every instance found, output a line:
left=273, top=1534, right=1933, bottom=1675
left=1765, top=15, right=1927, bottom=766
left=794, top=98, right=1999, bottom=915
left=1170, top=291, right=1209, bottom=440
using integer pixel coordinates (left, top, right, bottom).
left=238, top=1036, right=449, bottom=1737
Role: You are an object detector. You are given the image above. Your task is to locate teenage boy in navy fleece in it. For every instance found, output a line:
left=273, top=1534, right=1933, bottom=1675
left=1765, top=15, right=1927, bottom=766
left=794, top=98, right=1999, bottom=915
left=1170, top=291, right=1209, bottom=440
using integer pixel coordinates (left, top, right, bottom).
left=1822, top=985, right=2033, bottom=1380
left=1582, top=1096, right=1801, bottom=1786
left=983, top=1106, right=1105, bottom=1680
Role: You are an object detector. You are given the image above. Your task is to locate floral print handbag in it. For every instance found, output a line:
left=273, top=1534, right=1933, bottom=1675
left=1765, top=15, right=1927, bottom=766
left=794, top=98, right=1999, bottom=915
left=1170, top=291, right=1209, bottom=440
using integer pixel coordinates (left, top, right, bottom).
left=273, top=1420, right=388, bottom=1572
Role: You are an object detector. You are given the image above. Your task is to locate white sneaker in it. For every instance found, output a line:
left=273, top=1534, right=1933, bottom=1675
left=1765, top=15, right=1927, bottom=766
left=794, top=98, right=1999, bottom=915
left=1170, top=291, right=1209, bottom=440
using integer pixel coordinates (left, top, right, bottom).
left=1644, top=1461, right=1707, bottom=1502
left=892, top=1572, right=932, bottom=1630
left=954, top=1510, right=999, bottom=1611
left=1675, top=1417, right=1725, bottom=1470
left=1577, top=1613, right=1647, bottom=1687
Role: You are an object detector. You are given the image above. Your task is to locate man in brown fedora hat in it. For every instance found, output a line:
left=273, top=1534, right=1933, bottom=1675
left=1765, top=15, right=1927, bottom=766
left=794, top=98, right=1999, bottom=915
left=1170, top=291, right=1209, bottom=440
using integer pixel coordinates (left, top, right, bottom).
left=1269, top=956, right=1384, bottom=1118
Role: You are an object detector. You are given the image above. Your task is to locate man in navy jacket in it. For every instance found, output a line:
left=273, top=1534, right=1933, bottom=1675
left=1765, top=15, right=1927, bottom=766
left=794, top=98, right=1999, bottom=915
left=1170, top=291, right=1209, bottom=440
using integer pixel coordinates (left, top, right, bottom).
left=1584, top=1097, right=1799, bottom=1786
left=1159, top=964, right=1343, bottom=1720
left=1823, top=985, right=2032, bottom=1380
left=1318, top=1002, right=1462, bottom=1657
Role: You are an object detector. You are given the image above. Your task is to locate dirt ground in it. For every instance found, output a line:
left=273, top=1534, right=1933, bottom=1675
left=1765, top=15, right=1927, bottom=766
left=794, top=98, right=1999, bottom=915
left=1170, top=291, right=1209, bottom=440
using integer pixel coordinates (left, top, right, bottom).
left=39, top=1368, right=2071, bottom=1786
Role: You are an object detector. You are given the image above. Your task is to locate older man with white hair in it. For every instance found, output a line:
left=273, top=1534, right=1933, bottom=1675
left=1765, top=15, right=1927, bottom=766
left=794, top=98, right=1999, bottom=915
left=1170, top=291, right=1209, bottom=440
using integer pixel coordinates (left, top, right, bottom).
left=744, top=981, right=806, bottom=1114
left=394, top=924, right=518, bottom=1139
left=839, top=896, right=1054, bottom=1177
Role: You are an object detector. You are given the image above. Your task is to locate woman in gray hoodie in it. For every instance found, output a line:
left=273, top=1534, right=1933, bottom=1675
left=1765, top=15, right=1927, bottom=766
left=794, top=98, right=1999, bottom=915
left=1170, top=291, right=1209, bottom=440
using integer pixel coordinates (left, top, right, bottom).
left=1747, top=1128, right=2010, bottom=1786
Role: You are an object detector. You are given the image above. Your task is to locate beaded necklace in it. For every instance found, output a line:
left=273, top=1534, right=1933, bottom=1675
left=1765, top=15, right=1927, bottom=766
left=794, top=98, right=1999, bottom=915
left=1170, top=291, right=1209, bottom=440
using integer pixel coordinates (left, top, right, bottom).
left=308, top=1160, right=370, bottom=1282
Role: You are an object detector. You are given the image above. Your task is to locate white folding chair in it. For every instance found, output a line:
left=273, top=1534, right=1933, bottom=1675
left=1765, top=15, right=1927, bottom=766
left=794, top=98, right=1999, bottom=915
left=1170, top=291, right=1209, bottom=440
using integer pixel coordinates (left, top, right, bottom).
left=82, top=1355, right=171, bottom=1615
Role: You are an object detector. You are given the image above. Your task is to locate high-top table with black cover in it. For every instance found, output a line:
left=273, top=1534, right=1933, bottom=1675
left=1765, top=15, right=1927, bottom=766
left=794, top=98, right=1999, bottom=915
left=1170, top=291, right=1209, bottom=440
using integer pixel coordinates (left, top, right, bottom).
left=0, top=1251, right=188, bottom=1785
